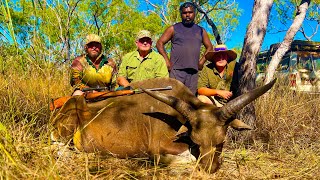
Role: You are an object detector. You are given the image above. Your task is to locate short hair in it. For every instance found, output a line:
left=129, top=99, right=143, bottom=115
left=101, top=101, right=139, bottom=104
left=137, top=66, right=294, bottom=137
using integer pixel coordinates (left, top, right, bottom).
left=179, top=2, right=196, bottom=14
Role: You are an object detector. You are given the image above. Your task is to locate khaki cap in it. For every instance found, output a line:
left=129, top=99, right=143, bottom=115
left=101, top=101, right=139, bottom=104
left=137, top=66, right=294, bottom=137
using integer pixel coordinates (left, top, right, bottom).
left=136, top=30, right=152, bottom=40
left=85, top=34, right=101, bottom=45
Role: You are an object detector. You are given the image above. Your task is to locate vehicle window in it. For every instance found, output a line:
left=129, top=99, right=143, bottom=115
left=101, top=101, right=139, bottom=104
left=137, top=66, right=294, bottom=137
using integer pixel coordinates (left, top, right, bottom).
left=257, top=52, right=268, bottom=73
left=311, top=52, right=320, bottom=71
left=297, top=51, right=318, bottom=71
left=257, top=63, right=266, bottom=73
left=277, top=54, right=290, bottom=71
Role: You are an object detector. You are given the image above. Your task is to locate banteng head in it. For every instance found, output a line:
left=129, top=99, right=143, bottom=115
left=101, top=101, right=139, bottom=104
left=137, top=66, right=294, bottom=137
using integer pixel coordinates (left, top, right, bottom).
left=142, top=79, right=276, bottom=173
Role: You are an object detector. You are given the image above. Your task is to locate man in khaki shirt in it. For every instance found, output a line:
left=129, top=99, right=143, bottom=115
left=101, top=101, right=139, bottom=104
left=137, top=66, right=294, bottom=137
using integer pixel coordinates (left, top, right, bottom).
left=117, top=30, right=168, bottom=87
left=197, top=44, right=239, bottom=107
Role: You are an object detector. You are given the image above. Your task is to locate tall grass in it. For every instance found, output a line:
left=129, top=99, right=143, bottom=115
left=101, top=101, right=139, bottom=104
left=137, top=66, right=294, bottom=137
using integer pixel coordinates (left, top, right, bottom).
left=0, top=53, right=319, bottom=178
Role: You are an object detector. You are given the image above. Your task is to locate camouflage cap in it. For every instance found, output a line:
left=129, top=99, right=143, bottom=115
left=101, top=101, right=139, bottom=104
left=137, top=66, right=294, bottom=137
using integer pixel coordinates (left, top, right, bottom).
left=136, top=30, right=152, bottom=40
left=85, top=34, right=101, bottom=45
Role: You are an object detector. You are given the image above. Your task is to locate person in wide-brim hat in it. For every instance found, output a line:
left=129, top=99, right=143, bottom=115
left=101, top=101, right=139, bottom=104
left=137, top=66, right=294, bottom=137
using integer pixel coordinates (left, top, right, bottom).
left=205, top=44, right=237, bottom=62
left=197, top=44, right=239, bottom=106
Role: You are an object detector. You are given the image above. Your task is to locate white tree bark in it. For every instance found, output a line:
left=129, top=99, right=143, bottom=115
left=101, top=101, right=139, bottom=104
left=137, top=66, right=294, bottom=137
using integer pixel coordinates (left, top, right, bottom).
left=232, top=0, right=273, bottom=144
left=264, top=0, right=310, bottom=84
left=238, top=0, right=274, bottom=94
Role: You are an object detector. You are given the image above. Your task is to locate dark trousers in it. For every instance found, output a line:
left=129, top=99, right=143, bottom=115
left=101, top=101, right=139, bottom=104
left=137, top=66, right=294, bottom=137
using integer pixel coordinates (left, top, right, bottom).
left=170, top=68, right=198, bottom=95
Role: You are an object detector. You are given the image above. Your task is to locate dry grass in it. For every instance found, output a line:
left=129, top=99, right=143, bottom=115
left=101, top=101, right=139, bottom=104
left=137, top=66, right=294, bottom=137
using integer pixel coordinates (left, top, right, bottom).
left=0, top=61, right=319, bottom=179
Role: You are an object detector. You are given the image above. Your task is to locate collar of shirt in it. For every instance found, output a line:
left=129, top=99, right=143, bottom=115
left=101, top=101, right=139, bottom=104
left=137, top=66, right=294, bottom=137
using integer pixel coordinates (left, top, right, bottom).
left=85, top=54, right=108, bottom=69
left=213, top=63, right=229, bottom=80
left=133, top=49, right=153, bottom=62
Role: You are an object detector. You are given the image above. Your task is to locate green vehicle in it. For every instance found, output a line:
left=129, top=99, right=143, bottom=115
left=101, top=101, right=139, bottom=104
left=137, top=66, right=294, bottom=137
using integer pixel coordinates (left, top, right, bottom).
left=256, top=40, right=320, bottom=93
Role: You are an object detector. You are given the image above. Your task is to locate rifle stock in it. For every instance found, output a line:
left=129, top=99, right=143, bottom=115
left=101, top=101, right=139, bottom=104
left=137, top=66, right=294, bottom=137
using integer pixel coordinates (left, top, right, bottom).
left=50, top=96, right=72, bottom=111
left=85, top=90, right=135, bottom=100
left=50, top=90, right=135, bottom=111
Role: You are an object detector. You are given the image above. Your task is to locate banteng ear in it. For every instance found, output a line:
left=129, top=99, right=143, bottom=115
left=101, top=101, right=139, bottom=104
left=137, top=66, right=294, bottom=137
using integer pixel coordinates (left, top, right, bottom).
left=229, top=119, right=252, bottom=131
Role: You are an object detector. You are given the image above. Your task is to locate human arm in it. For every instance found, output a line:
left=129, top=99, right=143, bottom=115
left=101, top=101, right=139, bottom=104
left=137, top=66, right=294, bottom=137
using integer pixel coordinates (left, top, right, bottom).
left=154, top=55, right=169, bottom=78
left=197, top=87, right=233, bottom=100
left=116, top=55, right=130, bottom=87
left=197, top=66, right=232, bottom=100
left=70, top=56, right=89, bottom=91
left=107, top=58, right=118, bottom=73
left=198, top=29, right=213, bottom=70
left=117, top=77, right=130, bottom=87
left=156, top=26, right=174, bottom=70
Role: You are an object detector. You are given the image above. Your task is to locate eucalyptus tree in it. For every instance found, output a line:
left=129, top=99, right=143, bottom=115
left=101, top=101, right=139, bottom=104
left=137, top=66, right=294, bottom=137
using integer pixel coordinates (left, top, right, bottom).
left=234, top=0, right=318, bottom=143
left=269, top=0, right=319, bottom=40
left=0, top=0, right=163, bottom=64
left=231, top=0, right=274, bottom=143
left=77, top=0, right=163, bottom=61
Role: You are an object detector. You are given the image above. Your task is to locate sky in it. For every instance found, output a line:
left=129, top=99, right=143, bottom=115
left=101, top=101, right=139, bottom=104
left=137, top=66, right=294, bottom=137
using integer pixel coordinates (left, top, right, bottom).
left=140, top=0, right=319, bottom=51
left=221, top=1, right=320, bottom=51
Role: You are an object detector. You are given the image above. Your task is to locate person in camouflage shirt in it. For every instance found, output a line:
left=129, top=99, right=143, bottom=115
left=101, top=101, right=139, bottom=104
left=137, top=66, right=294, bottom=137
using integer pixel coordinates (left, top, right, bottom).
left=197, top=44, right=239, bottom=107
left=70, top=34, right=117, bottom=96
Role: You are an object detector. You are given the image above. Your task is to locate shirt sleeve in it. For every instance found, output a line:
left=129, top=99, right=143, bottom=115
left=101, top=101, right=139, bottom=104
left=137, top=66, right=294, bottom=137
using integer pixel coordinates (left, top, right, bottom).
left=154, top=54, right=169, bottom=78
left=70, top=57, right=87, bottom=90
left=198, top=67, right=209, bottom=88
left=118, top=53, right=129, bottom=78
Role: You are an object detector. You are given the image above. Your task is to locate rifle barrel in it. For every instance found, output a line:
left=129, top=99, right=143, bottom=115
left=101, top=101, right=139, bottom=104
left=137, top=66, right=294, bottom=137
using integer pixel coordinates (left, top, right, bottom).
left=82, top=87, right=109, bottom=92
left=135, top=86, right=172, bottom=93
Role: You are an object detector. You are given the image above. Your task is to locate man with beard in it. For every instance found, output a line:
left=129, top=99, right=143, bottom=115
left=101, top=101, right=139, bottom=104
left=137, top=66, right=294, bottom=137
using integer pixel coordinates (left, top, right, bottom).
left=156, top=2, right=213, bottom=95
left=70, top=34, right=117, bottom=96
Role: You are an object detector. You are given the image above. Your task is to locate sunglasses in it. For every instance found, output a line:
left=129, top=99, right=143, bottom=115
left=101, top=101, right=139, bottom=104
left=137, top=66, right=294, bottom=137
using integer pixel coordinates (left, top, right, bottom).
left=138, top=37, right=152, bottom=44
left=87, top=42, right=102, bottom=49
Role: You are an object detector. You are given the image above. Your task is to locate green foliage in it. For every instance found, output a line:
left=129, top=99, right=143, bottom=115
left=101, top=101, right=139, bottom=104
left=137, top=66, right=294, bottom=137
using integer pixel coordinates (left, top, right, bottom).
left=0, top=0, right=165, bottom=63
left=0, top=0, right=243, bottom=64
left=271, top=0, right=319, bottom=40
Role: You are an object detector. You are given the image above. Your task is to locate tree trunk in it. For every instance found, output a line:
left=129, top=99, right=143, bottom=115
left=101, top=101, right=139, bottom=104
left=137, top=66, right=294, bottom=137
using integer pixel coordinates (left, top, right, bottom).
left=232, top=0, right=273, bottom=144
left=264, top=0, right=310, bottom=84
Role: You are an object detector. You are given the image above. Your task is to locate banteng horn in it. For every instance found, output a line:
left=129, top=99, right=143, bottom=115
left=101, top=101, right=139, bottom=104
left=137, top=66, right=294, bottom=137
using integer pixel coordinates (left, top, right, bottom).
left=217, top=79, right=277, bottom=121
left=141, top=88, right=197, bottom=123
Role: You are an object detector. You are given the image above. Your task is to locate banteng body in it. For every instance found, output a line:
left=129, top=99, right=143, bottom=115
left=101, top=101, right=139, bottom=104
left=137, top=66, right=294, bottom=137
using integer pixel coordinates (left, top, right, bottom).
left=51, top=77, right=276, bottom=173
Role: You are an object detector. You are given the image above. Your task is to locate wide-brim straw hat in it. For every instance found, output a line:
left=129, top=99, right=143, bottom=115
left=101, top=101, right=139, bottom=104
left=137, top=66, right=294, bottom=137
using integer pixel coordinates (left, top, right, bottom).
left=205, top=44, right=237, bottom=62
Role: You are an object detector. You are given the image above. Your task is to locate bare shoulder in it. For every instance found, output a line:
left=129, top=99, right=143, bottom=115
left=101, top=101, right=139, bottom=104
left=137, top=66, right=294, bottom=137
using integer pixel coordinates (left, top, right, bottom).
left=162, top=25, right=174, bottom=37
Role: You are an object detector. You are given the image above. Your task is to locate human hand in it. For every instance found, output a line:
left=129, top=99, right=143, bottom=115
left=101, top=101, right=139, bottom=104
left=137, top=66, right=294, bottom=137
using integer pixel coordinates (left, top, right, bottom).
left=73, top=90, right=85, bottom=96
left=166, top=61, right=172, bottom=71
left=217, top=90, right=233, bottom=100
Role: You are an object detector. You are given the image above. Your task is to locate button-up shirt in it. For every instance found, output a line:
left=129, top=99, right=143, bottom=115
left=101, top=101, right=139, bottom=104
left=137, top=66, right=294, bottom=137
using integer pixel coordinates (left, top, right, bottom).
left=198, top=60, right=238, bottom=104
left=118, top=50, right=169, bottom=83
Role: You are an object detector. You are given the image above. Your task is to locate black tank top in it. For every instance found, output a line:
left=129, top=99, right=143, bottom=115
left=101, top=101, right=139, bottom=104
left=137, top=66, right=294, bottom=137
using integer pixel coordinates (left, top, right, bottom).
left=170, top=22, right=203, bottom=70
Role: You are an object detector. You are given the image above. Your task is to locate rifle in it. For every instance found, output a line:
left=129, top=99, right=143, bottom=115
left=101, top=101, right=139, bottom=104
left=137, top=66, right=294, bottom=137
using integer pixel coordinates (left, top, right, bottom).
left=82, top=86, right=110, bottom=92
left=50, top=86, right=172, bottom=111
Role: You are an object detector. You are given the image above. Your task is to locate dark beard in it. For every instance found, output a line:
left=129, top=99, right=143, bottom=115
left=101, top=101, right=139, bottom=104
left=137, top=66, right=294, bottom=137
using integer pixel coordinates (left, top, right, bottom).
left=182, top=20, right=194, bottom=27
left=88, top=51, right=100, bottom=60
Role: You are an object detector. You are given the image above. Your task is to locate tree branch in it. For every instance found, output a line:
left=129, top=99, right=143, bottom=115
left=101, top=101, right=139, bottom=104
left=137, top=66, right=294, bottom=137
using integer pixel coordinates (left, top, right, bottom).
left=193, top=2, right=222, bottom=44
left=264, top=0, right=311, bottom=84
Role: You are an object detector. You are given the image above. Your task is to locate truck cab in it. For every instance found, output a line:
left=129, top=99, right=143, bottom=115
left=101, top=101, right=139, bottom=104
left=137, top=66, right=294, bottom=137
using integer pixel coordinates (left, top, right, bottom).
left=256, top=40, right=320, bottom=93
